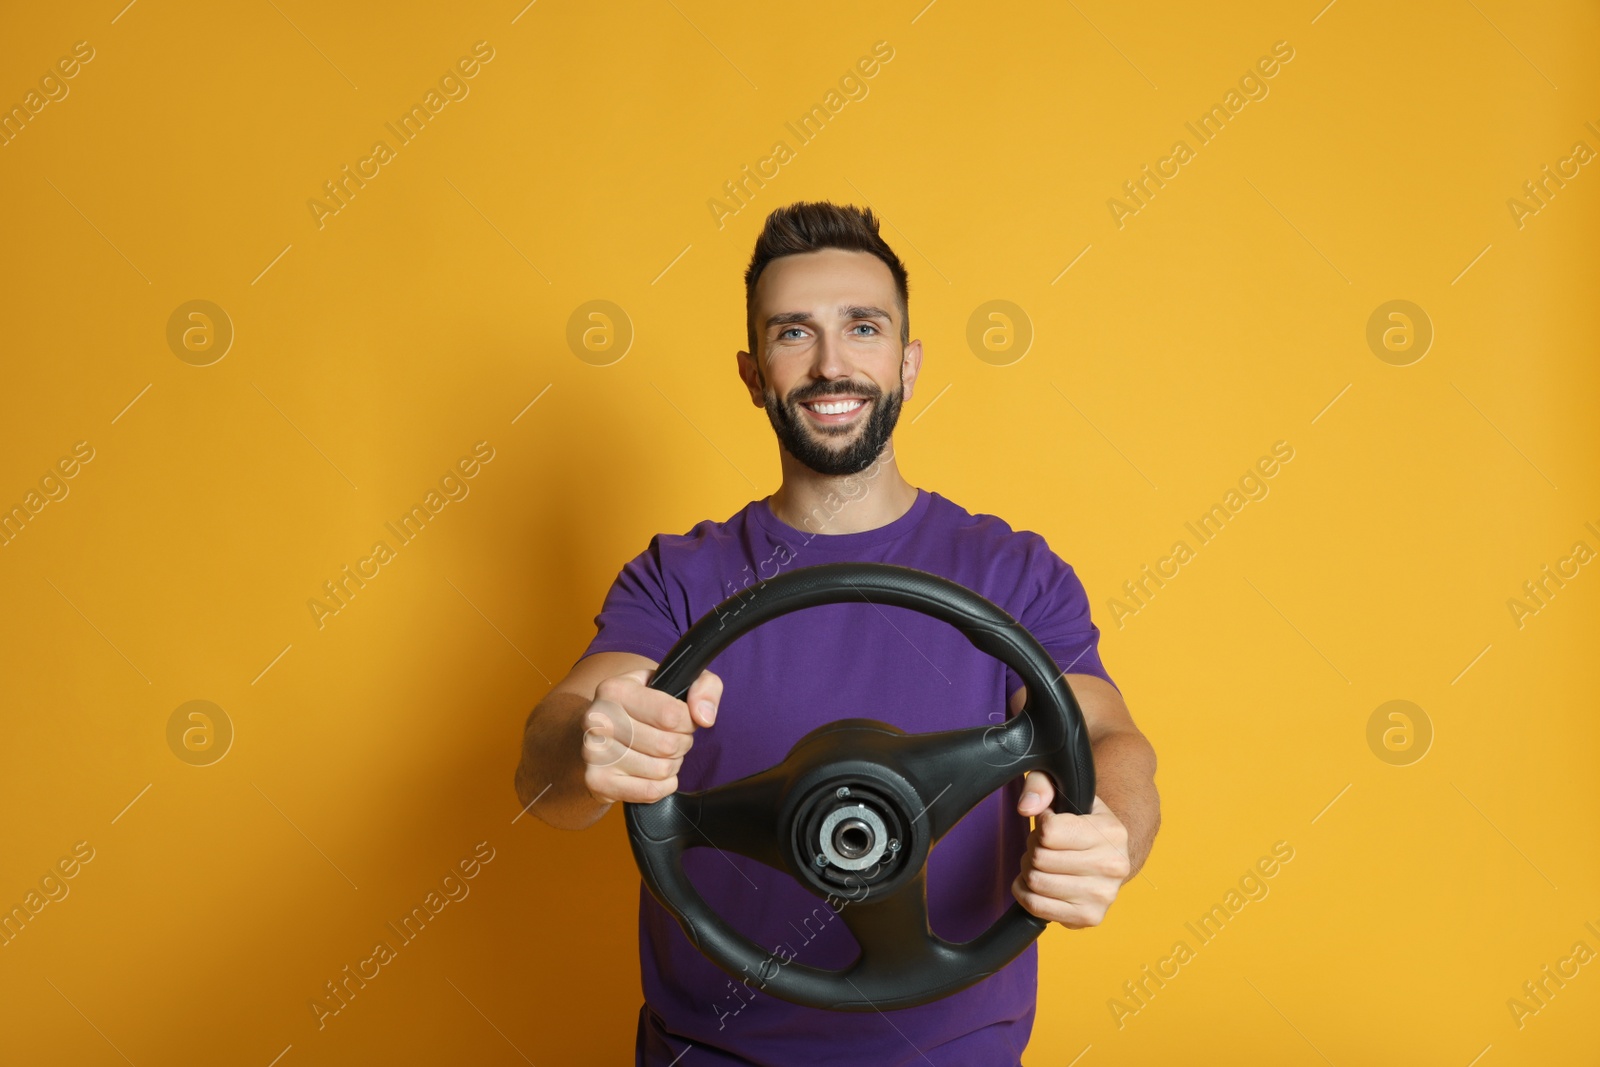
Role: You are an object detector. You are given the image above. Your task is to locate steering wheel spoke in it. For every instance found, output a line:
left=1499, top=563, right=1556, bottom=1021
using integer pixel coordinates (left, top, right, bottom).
left=837, top=869, right=936, bottom=977
left=679, top=770, right=791, bottom=874
left=892, top=717, right=1044, bottom=844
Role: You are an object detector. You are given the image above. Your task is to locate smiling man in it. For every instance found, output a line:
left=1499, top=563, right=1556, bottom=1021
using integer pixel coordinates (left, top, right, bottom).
left=515, top=200, right=1160, bottom=1066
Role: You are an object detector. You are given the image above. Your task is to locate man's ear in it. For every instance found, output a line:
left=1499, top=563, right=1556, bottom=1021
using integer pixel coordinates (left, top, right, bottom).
left=900, top=339, right=923, bottom=404
left=736, top=349, right=765, bottom=407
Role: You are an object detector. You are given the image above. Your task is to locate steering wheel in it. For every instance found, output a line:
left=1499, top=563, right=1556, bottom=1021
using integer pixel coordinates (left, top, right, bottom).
left=623, top=561, right=1095, bottom=1012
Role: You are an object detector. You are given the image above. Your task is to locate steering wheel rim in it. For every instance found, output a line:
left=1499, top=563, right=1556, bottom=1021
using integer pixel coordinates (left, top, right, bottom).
left=623, top=561, right=1096, bottom=1011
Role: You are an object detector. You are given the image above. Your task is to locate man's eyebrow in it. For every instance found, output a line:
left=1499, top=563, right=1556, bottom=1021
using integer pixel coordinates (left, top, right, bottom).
left=764, top=305, right=895, bottom=331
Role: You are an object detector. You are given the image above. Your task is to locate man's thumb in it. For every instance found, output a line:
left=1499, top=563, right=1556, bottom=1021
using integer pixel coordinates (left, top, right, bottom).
left=1018, top=770, right=1055, bottom=815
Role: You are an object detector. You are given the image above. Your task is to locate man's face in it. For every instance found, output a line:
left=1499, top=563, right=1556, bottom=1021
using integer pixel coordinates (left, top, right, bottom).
left=738, top=248, right=920, bottom=476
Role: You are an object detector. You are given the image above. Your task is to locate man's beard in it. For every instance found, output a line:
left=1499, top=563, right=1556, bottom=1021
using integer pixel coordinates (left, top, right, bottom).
left=762, top=375, right=904, bottom=477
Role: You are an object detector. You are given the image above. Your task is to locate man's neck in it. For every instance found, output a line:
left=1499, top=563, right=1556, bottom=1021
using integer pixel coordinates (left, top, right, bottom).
left=766, top=443, right=918, bottom=535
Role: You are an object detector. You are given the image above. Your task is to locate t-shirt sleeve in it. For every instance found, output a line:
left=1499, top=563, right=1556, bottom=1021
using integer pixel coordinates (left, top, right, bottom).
left=1004, top=536, right=1119, bottom=701
left=576, top=536, right=683, bottom=666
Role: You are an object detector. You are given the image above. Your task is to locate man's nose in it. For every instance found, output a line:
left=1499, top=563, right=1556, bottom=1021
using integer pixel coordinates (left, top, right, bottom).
left=811, top=329, right=850, bottom=381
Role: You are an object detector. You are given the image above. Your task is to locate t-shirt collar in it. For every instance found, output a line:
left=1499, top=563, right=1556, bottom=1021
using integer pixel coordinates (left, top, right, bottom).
left=750, top=486, right=931, bottom=552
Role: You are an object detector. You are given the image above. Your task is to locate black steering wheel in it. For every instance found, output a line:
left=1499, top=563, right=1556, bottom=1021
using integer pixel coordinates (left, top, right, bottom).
left=623, top=561, right=1096, bottom=1011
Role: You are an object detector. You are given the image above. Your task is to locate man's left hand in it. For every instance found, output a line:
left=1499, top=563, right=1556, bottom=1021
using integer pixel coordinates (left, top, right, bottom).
left=1010, top=771, right=1131, bottom=928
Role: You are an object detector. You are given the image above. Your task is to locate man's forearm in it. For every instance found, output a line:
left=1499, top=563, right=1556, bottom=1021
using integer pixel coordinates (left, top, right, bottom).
left=1089, top=729, right=1160, bottom=878
left=515, top=693, right=613, bottom=831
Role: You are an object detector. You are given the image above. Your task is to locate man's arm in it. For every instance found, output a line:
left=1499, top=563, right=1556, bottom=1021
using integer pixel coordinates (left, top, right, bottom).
left=1010, top=675, right=1160, bottom=879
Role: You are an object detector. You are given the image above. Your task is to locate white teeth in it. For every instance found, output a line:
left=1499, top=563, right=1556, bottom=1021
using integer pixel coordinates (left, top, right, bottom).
left=808, top=399, right=864, bottom=415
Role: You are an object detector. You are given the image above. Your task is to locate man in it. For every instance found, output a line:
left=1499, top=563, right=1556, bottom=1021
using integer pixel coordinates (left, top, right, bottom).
left=515, top=200, right=1160, bottom=1065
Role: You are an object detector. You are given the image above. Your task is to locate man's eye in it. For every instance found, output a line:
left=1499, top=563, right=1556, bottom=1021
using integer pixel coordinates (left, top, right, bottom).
left=852, top=323, right=879, bottom=335
left=779, top=327, right=806, bottom=340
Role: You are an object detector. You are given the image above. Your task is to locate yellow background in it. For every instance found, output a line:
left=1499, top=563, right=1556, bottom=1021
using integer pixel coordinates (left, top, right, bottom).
left=2, top=1, right=1597, bottom=1063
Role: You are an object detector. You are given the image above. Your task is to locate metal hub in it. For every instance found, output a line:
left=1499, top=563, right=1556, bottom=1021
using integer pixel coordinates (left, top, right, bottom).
left=793, top=778, right=909, bottom=894
left=819, top=805, right=888, bottom=869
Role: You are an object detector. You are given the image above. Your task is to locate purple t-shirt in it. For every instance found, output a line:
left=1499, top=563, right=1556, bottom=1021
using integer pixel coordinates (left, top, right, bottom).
left=579, top=486, right=1116, bottom=1067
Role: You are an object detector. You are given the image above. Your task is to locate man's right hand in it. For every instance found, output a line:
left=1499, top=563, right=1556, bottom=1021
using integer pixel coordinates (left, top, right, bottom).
left=582, top=667, right=722, bottom=805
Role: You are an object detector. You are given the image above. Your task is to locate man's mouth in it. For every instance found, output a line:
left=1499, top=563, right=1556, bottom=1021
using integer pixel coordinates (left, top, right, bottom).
left=799, top=397, right=870, bottom=424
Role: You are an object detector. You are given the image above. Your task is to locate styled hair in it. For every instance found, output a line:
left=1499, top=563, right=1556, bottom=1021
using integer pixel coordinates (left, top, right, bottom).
left=743, top=200, right=911, bottom=361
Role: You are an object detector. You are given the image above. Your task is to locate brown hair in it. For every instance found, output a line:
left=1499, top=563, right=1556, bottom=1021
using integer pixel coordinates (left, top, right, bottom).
left=743, top=200, right=910, bottom=362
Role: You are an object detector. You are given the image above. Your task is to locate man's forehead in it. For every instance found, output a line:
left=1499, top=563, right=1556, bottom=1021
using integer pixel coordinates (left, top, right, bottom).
left=756, top=250, right=898, bottom=322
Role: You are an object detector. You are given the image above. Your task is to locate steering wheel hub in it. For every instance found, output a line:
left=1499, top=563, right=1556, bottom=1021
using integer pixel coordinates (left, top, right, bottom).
left=796, top=776, right=908, bottom=892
